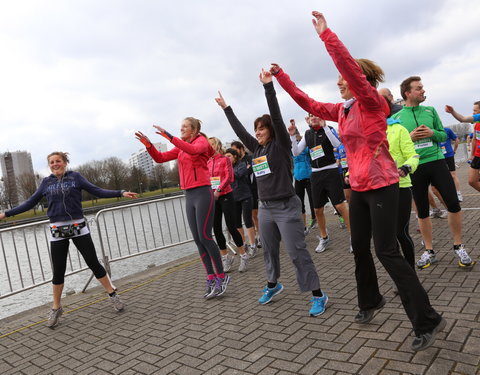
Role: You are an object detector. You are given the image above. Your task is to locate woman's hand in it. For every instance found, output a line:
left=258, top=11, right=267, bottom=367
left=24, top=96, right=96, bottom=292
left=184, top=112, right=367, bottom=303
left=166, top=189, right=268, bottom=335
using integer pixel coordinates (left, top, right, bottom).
left=213, top=190, right=221, bottom=200
left=287, top=120, right=297, bottom=136
left=259, top=68, right=272, bottom=84
left=270, top=63, right=281, bottom=75
left=153, top=125, right=173, bottom=141
left=135, top=131, right=152, bottom=148
left=312, top=11, right=327, bottom=35
left=122, top=191, right=138, bottom=199
left=445, top=105, right=454, bottom=113
left=215, top=91, right=228, bottom=109
left=0, top=213, right=6, bottom=220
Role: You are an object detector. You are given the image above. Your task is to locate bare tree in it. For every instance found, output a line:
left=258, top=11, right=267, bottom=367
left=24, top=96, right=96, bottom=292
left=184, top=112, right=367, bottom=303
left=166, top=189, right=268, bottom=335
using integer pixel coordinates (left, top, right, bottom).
left=16, top=173, right=39, bottom=214
left=167, top=162, right=180, bottom=188
left=103, top=157, right=130, bottom=191
left=128, top=166, right=148, bottom=195
left=151, top=164, right=169, bottom=192
left=77, top=160, right=109, bottom=203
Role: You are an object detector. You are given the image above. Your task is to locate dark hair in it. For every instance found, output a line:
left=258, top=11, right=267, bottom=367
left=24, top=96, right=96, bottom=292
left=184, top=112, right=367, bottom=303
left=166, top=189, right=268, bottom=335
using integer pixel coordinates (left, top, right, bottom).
left=230, top=141, right=245, bottom=150
left=474, top=101, right=480, bottom=107
left=254, top=114, right=273, bottom=135
left=225, top=148, right=239, bottom=162
left=400, top=76, right=421, bottom=100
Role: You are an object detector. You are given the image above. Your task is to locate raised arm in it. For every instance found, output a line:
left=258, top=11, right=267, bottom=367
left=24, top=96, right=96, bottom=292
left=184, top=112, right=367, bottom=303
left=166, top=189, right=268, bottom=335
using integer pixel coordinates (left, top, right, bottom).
left=445, top=105, right=474, bottom=123
left=312, top=11, right=385, bottom=112
left=3, top=180, right=46, bottom=218
left=271, top=64, right=341, bottom=122
left=135, top=131, right=180, bottom=163
left=78, top=174, right=137, bottom=199
left=153, top=125, right=210, bottom=155
left=215, top=91, right=259, bottom=153
left=260, top=69, right=291, bottom=150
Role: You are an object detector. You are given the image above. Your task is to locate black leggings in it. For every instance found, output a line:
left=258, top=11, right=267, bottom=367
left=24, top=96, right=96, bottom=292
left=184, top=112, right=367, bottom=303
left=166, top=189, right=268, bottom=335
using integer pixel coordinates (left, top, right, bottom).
left=349, top=183, right=441, bottom=335
left=294, top=178, right=315, bottom=220
left=50, top=234, right=106, bottom=285
left=213, top=192, right=244, bottom=249
left=411, top=159, right=461, bottom=219
left=185, top=186, right=224, bottom=276
left=397, top=187, right=415, bottom=269
left=234, top=197, right=253, bottom=229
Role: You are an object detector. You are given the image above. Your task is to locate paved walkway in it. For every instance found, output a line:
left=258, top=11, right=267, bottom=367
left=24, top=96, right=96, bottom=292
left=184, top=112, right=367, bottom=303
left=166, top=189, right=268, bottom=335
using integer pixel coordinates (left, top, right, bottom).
left=1, top=165, right=479, bottom=375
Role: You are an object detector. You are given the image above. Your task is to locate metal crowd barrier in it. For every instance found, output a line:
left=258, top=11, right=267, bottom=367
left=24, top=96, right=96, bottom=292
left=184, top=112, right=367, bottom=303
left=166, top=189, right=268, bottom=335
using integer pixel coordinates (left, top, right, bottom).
left=0, top=195, right=194, bottom=300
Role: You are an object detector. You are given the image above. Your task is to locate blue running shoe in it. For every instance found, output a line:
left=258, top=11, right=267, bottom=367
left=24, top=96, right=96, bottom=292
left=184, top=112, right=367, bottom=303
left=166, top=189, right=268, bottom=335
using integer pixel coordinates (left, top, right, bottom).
left=258, top=283, right=284, bottom=304
left=309, top=293, right=328, bottom=316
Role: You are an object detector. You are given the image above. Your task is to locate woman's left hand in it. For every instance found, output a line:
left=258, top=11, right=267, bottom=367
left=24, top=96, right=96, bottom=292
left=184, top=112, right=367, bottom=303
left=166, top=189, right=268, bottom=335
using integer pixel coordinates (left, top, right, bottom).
left=259, top=68, right=272, bottom=84
left=153, top=125, right=173, bottom=141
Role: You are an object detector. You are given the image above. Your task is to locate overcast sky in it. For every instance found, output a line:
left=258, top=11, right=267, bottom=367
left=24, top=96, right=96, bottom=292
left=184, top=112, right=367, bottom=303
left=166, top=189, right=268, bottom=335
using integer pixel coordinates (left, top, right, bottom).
left=1, top=0, right=478, bottom=176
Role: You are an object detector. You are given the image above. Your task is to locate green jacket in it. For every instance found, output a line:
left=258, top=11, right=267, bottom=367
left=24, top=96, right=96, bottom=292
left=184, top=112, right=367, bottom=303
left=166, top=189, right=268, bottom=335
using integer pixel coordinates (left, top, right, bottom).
left=386, top=119, right=420, bottom=188
left=392, top=105, right=447, bottom=164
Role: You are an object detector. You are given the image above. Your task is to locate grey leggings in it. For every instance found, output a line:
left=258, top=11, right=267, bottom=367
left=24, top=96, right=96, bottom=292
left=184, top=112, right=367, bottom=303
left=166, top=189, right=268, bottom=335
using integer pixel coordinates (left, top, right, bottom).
left=258, top=195, right=321, bottom=292
left=185, top=186, right=224, bottom=276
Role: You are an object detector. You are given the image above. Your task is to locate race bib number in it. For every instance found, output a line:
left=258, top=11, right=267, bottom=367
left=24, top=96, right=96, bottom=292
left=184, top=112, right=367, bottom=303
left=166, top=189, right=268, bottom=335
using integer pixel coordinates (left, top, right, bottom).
left=340, top=158, right=348, bottom=168
left=441, top=146, right=447, bottom=154
left=252, top=156, right=271, bottom=177
left=309, top=145, right=325, bottom=160
left=210, top=177, right=220, bottom=190
left=414, top=139, right=433, bottom=150
left=476, top=130, right=480, bottom=140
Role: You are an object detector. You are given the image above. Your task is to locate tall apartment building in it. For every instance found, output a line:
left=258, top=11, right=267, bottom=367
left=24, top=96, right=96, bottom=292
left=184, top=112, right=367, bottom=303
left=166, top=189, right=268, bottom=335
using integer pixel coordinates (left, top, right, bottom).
left=0, top=151, right=35, bottom=207
left=129, top=142, right=168, bottom=178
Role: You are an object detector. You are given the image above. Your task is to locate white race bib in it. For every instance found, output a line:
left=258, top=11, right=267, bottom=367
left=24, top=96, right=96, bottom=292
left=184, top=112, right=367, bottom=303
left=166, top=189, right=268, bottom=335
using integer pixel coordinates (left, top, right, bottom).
left=340, top=158, right=348, bottom=168
left=252, top=156, right=271, bottom=177
left=414, top=140, right=433, bottom=150
left=441, top=146, right=447, bottom=154
left=309, top=145, right=325, bottom=160
left=210, top=176, right=220, bottom=190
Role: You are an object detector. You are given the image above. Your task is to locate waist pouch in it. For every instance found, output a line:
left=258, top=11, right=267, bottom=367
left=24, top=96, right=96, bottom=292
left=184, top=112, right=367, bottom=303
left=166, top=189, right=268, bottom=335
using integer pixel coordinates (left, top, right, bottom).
left=50, top=222, right=86, bottom=238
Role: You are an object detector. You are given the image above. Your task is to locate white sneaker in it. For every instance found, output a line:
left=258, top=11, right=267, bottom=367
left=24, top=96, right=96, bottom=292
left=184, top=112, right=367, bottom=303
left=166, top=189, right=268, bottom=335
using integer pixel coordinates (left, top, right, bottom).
left=238, top=254, right=249, bottom=272
left=430, top=208, right=441, bottom=218
left=248, top=244, right=257, bottom=258
left=315, top=235, right=330, bottom=253
left=454, top=245, right=472, bottom=267
left=457, top=192, right=463, bottom=202
left=222, top=254, right=234, bottom=273
left=439, top=210, right=448, bottom=219
left=416, top=250, right=436, bottom=269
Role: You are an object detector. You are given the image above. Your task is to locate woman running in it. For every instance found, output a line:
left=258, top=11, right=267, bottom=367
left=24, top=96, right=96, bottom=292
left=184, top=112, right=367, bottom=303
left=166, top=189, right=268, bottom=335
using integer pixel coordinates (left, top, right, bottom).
left=270, top=11, right=445, bottom=351
left=0, top=151, right=137, bottom=328
left=207, top=137, right=249, bottom=272
left=215, top=69, right=328, bottom=317
left=135, top=118, right=230, bottom=299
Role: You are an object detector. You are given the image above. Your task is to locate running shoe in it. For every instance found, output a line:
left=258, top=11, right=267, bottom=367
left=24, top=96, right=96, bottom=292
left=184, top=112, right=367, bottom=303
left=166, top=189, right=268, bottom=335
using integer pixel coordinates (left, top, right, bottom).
left=255, top=237, right=262, bottom=248
left=238, top=254, right=249, bottom=272
left=214, top=275, right=231, bottom=297
left=354, top=296, right=386, bottom=324
left=248, top=244, right=257, bottom=258
left=315, top=235, right=330, bottom=253
left=309, top=293, right=328, bottom=316
left=454, top=244, right=472, bottom=267
left=439, top=210, right=448, bottom=219
left=430, top=208, right=441, bottom=218
left=110, top=293, right=124, bottom=312
left=411, top=317, right=447, bottom=351
left=204, top=279, right=216, bottom=299
left=258, top=283, right=284, bottom=304
left=457, top=192, right=463, bottom=202
left=222, top=254, right=234, bottom=273
left=416, top=250, right=436, bottom=269
left=46, top=307, right=63, bottom=328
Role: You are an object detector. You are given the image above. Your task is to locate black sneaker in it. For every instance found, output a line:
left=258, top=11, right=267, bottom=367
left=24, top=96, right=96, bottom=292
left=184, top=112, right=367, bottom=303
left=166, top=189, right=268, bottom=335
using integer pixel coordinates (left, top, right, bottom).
left=411, top=317, right=447, bottom=351
left=354, top=296, right=386, bottom=324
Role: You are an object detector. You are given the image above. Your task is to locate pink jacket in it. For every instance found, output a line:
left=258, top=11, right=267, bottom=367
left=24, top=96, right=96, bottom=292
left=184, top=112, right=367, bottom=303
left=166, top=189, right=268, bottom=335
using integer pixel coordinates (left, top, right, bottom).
left=275, top=28, right=399, bottom=192
left=207, top=153, right=233, bottom=195
left=147, top=134, right=214, bottom=190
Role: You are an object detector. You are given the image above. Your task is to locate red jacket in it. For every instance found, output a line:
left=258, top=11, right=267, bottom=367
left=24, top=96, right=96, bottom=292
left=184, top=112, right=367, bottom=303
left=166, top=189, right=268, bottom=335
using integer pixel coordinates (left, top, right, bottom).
left=207, top=153, right=233, bottom=196
left=275, top=28, right=399, bottom=192
left=147, top=134, right=214, bottom=190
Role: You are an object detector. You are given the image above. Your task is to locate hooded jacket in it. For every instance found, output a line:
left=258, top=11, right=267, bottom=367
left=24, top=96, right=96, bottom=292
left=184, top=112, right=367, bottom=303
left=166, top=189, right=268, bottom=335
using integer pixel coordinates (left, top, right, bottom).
left=207, top=153, right=233, bottom=195
left=5, top=171, right=123, bottom=222
left=147, top=134, right=214, bottom=190
left=274, top=28, right=398, bottom=192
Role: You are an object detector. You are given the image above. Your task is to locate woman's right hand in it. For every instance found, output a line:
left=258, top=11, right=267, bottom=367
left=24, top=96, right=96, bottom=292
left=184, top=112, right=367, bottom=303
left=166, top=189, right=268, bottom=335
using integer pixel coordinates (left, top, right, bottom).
left=215, top=91, right=227, bottom=109
left=312, top=11, right=327, bottom=35
left=135, top=131, right=152, bottom=148
left=287, top=121, right=297, bottom=136
left=270, top=63, right=281, bottom=75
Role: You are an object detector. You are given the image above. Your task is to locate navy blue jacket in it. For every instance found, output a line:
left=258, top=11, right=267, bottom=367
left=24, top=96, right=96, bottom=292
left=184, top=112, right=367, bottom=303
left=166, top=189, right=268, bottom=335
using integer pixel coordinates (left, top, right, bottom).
left=6, top=171, right=123, bottom=222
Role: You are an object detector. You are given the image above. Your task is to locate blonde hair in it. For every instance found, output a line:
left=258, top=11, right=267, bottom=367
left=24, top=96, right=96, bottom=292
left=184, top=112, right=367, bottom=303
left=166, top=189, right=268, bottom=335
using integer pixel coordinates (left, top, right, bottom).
left=355, top=58, right=384, bottom=88
left=184, top=117, right=202, bottom=134
left=208, top=137, right=224, bottom=154
left=47, top=151, right=70, bottom=164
